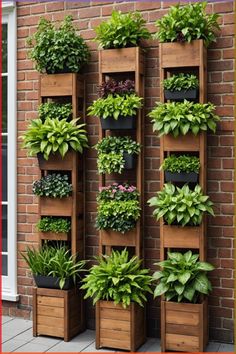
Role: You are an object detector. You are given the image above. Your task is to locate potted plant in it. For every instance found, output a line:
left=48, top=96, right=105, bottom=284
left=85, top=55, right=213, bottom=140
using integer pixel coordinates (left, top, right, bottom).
left=148, top=100, right=220, bottom=150
left=163, top=73, right=199, bottom=101
left=153, top=250, right=214, bottom=352
left=81, top=249, right=153, bottom=351
left=94, top=136, right=141, bottom=174
left=88, top=79, right=143, bottom=130
left=160, top=154, right=200, bottom=183
left=36, top=216, right=71, bottom=241
left=148, top=183, right=214, bottom=249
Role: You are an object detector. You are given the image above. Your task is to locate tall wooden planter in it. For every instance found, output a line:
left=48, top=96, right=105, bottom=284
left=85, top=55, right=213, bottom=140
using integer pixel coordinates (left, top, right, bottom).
left=96, top=301, right=145, bottom=351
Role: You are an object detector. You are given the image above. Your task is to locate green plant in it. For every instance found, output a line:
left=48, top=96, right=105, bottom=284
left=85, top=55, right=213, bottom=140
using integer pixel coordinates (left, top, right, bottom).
left=32, top=173, right=72, bottom=198
left=95, top=136, right=141, bottom=174
left=148, top=183, right=214, bottom=226
left=154, top=2, right=220, bottom=47
left=160, top=155, right=200, bottom=174
left=98, top=79, right=135, bottom=98
left=81, top=249, right=153, bottom=308
left=153, top=250, right=214, bottom=303
left=21, top=245, right=86, bottom=289
left=21, top=117, right=88, bottom=160
left=38, top=102, right=72, bottom=121
left=88, top=93, right=143, bottom=120
left=163, top=73, right=199, bottom=92
left=95, top=11, right=150, bottom=49
left=36, top=217, right=71, bottom=233
left=27, top=16, right=90, bottom=73
left=148, top=100, right=220, bottom=137
left=96, top=184, right=140, bottom=233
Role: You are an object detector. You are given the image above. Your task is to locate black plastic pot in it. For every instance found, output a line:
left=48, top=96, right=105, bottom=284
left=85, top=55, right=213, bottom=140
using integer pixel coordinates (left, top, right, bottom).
left=33, top=275, right=74, bottom=290
left=164, top=89, right=198, bottom=101
left=100, top=116, right=136, bottom=130
left=37, top=153, right=45, bottom=169
left=165, top=171, right=198, bottom=183
left=123, top=153, right=136, bottom=170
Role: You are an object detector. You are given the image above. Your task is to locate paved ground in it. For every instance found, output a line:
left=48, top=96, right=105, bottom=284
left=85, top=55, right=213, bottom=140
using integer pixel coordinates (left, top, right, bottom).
left=2, top=316, right=235, bottom=352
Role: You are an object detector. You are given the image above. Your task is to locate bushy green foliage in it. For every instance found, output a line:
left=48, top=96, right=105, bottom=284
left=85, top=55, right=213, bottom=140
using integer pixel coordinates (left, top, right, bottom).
left=148, top=183, right=214, bottom=226
left=21, top=117, right=88, bottom=160
left=96, top=184, right=140, bottom=233
left=153, top=250, right=214, bottom=303
left=154, top=2, right=220, bottom=46
left=95, top=11, right=150, bottom=49
left=81, top=249, right=153, bottom=308
left=160, top=155, right=200, bottom=173
left=87, top=93, right=143, bottom=120
left=27, top=16, right=90, bottom=73
left=148, top=100, right=220, bottom=137
left=21, top=245, right=86, bottom=289
left=38, top=102, right=72, bottom=121
left=32, top=173, right=72, bottom=198
left=95, top=136, right=141, bottom=174
left=163, top=73, right=199, bottom=92
left=36, top=217, right=71, bottom=233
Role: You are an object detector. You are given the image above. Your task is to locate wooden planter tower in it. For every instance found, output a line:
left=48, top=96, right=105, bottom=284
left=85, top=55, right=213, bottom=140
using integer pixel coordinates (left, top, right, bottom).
left=159, top=40, right=208, bottom=352
left=33, top=73, right=85, bottom=341
left=96, top=47, right=145, bottom=351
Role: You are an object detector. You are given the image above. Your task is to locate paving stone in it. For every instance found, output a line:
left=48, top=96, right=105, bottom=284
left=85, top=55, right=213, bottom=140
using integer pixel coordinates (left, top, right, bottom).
left=3, top=318, right=32, bottom=339
left=206, top=341, right=221, bottom=352
left=218, top=343, right=235, bottom=352
left=82, top=342, right=116, bottom=352
left=2, top=316, right=14, bottom=324
left=138, top=337, right=161, bottom=352
left=45, top=340, right=93, bottom=353
left=29, top=335, right=61, bottom=346
left=14, top=328, right=34, bottom=342
left=2, top=338, right=28, bottom=352
left=13, top=342, right=50, bottom=352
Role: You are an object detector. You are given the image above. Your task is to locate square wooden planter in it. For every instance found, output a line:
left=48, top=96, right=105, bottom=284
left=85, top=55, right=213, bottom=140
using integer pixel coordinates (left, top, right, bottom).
left=99, top=47, right=144, bottom=74
left=161, top=224, right=203, bottom=249
left=100, top=228, right=137, bottom=247
left=161, top=299, right=208, bottom=352
left=96, top=300, right=145, bottom=351
left=159, top=40, right=206, bottom=68
left=39, top=73, right=84, bottom=98
left=37, top=151, right=78, bottom=171
left=33, top=287, right=85, bottom=341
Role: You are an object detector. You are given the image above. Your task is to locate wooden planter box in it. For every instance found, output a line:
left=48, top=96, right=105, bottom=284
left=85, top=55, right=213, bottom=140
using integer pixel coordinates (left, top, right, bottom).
left=100, top=228, right=137, bottom=247
left=39, top=231, right=69, bottom=242
left=161, top=224, right=202, bottom=249
left=37, top=151, right=78, bottom=171
left=39, top=73, right=84, bottom=98
left=39, top=193, right=83, bottom=216
left=161, top=299, right=208, bottom=352
left=162, top=132, right=203, bottom=152
left=99, top=47, right=144, bottom=74
left=33, top=287, right=84, bottom=341
left=96, top=300, right=145, bottom=351
left=160, top=40, right=206, bottom=68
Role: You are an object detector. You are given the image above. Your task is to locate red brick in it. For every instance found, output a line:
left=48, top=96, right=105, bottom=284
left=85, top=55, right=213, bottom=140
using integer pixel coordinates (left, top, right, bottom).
left=135, top=2, right=161, bottom=11
left=46, top=2, right=64, bottom=12
left=222, top=95, right=234, bottom=105
left=223, top=13, right=235, bottom=24
left=222, top=159, right=234, bottom=169
left=30, top=4, right=46, bottom=14
left=221, top=181, right=234, bottom=192
left=223, top=49, right=234, bottom=59
left=220, top=25, right=235, bottom=36
left=214, top=1, right=234, bottom=13
left=79, top=7, right=101, bottom=19
left=213, top=37, right=233, bottom=48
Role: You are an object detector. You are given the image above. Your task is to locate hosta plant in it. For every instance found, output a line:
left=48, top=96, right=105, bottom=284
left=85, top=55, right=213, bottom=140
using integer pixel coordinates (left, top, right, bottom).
left=148, top=100, right=220, bottom=137
left=21, top=117, right=88, bottom=160
left=154, top=2, right=220, bottom=47
left=27, top=16, right=90, bottom=73
left=160, top=155, right=200, bottom=174
left=95, top=136, right=141, bottom=174
left=148, top=183, right=214, bottom=226
left=87, top=93, right=142, bottom=120
left=153, top=250, right=214, bottom=303
left=95, top=11, right=150, bottom=49
left=22, top=245, right=86, bottom=289
left=96, top=184, right=140, bottom=233
left=32, top=173, right=72, bottom=198
left=163, top=73, right=199, bottom=92
left=36, top=217, right=71, bottom=233
left=98, top=79, right=135, bottom=98
left=81, top=249, right=153, bottom=308
left=38, top=102, right=72, bottom=121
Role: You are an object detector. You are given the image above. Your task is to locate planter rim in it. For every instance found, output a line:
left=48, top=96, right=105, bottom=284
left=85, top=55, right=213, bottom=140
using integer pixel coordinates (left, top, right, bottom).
left=162, top=298, right=207, bottom=306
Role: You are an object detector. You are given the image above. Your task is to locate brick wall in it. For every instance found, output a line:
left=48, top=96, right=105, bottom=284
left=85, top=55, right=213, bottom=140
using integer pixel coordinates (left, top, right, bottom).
left=3, top=0, right=234, bottom=343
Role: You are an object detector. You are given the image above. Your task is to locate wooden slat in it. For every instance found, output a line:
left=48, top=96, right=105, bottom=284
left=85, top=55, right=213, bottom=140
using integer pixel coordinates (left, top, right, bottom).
left=100, top=338, right=130, bottom=350
left=39, top=231, right=69, bottom=241
left=165, top=301, right=202, bottom=313
left=38, top=151, right=76, bottom=171
left=101, top=228, right=136, bottom=247
left=100, top=47, right=142, bottom=73
left=166, top=310, right=199, bottom=326
left=37, top=324, right=64, bottom=338
left=163, top=133, right=200, bottom=151
left=162, top=224, right=202, bottom=249
left=36, top=287, right=65, bottom=297
left=166, top=333, right=200, bottom=352
left=166, top=323, right=199, bottom=337
left=100, top=329, right=130, bottom=341
left=100, top=307, right=130, bottom=321
left=40, top=73, right=73, bottom=97
left=100, top=319, right=130, bottom=332
left=37, top=295, right=64, bottom=308
left=39, top=196, right=73, bottom=217
left=37, top=305, right=63, bottom=318
left=37, top=315, right=64, bottom=327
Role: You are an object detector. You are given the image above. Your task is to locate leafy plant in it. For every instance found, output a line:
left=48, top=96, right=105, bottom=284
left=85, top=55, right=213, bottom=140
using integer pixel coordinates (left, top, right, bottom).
left=96, top=184, right=140, bottom=233
left=153, top=250, right=214, bottom=303
left=81, top=249, right=153, bottom=308
left=148, top=183, right=214, bottom=226
left=163, top=73, right=199, bottom=92
left=21, top=245, right=86, bottom=289
left=27, top=16, right=90, bottom=73
left=154, top=2, right=220, bottom=47
left=87, top=93, right=143, bottom=120
left=36, top=217, right=71, bottom=233
left=38, top=102, right=72, bottom=121
left=98, top=79, right=135, bottom=98
left=32, top=173, right=72, bottom=198
left=148, top=100, right=220, bottom=137
left=95, top=11, right=150, bottom=49
left=160, top=155, right=200, bottom=174
left=95, top=136, right=141, bottom=174
left=21, top=117, right=88, bottom=160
